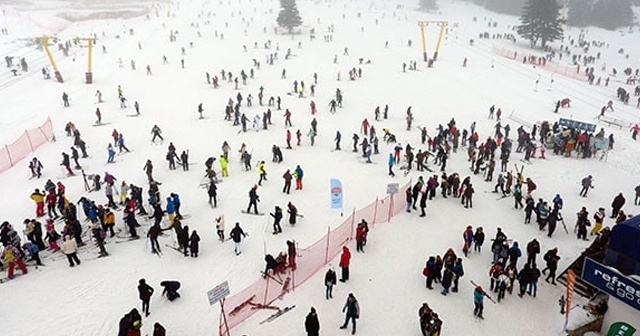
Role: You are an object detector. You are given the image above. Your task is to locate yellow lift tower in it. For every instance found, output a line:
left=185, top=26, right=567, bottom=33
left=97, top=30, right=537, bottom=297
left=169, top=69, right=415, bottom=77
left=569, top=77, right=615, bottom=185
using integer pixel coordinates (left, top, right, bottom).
left=77, top=37, right=97, bottom=84
left=38, top=36, right=63, bottom=83
left=417, top=21, right=448, bottom=62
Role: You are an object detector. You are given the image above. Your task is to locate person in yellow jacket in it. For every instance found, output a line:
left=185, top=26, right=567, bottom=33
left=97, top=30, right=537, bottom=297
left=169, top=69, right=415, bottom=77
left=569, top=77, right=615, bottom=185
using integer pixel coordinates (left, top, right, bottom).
left=219, top=155, right=229, bottom=177
left=591, top=208, right=605, bottom=236
left=258, top=161, right=267, bottom=185
left=30, top=189, right=45, bottom=217
left=103, top=208, right=116, bottom=237
left=2, top=245, right=28, bottom=279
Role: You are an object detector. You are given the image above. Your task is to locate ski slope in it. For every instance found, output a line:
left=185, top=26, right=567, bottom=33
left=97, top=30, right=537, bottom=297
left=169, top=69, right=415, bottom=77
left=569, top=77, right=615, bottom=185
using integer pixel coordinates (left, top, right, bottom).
left=0, top=0, right=638, bottom=335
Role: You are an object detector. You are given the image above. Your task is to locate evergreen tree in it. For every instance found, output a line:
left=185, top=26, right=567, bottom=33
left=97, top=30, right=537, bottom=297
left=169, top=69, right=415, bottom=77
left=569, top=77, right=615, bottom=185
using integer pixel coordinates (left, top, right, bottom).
left=419, top=0, right=439, bottom=11
left=567, top=0, right=594, bottom=27
left=590, top=0, right=633, bottom=30
left=517, top=0, right=564, bottom=48
left=277, top=0, right=303, bottom=34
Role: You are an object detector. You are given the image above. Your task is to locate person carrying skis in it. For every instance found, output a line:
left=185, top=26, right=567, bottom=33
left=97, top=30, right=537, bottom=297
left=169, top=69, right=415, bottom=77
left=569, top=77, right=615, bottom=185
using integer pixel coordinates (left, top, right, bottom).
left=473, top=285, right=489, bottom=319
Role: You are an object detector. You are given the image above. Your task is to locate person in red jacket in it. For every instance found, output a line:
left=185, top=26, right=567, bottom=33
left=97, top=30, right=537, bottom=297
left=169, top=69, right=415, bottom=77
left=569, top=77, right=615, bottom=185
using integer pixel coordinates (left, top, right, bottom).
left=355, top=223, right=366, bottom=253
left=339, top=246, right=351, bottom=282
left=45, top=190, right=59, bottom=219
left=526, top=178, right=537, bottom=195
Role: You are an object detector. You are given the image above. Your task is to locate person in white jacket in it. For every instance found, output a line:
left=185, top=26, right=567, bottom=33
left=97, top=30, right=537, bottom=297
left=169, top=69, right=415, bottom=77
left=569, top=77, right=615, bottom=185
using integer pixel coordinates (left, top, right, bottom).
left=215, top=215, right=225, bottom=241
left=61, top=235, right=81, bottom=267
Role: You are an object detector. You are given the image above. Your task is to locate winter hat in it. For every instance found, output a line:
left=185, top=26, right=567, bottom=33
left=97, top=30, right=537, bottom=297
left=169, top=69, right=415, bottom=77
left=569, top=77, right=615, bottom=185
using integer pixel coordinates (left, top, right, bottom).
left=476, top=286, right=483, bottom=292
left=310, top=307, right=316, bottom=313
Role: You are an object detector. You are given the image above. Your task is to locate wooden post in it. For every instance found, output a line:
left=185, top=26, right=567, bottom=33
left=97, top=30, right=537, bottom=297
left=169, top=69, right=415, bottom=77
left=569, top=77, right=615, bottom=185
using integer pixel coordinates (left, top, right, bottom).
left=25, top=131, right=34, bottom=151
left=433, top=22, right=448, bottom=61
left=418, top=21, right=428, bottom=62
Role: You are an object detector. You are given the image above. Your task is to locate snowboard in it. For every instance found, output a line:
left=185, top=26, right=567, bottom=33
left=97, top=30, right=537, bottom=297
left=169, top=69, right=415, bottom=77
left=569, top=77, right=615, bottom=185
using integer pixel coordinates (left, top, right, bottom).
left=241, top=210, right=265, bottom=216
left=92, top=122, right=112, bottom=127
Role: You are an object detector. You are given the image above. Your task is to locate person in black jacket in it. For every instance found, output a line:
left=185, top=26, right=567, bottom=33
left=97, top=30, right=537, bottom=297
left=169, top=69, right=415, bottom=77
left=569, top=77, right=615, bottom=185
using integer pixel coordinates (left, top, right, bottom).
left=137, top=279, right=154, bottom=316
left=189, top=230, right=200, bottom=257
left=247, top=185, right=260, bottom=214
left=208, top=182, right=217, bottom=207
left=147, top=225, right=161, bottom=254
left=230, top=222, right=247, bottom=255
left=178, top=225, right=189, bottom=257
left=324, top=267, right=337, bottom=299
left=340, top=293, right=360, bottom=334
left=304, top=307, right=320, bottom=336
left=270, top=206, right=283, bottom=234
left=160, top=280, right=181, bottom=301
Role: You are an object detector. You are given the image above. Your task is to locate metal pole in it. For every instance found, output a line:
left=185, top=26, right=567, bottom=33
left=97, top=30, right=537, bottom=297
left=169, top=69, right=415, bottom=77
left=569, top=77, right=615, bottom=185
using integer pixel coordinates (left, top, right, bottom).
left=324, top=226, right=330, bottom=264
left=219, top=298, right=231, bottom=336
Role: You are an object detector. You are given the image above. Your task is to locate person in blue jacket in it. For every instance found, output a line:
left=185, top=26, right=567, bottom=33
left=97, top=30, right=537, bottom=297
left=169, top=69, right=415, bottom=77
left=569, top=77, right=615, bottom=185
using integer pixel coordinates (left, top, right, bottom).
left=165, top=197, right=176, bottom=223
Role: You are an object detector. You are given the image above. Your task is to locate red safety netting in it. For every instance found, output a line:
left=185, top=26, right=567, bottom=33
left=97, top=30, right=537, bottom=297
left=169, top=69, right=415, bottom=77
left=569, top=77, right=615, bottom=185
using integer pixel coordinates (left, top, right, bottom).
left=218, top=180, right=412, bottom=336
left=0, top=118, right=55, bottom=174
left=492, top=47, right=587, bottom=81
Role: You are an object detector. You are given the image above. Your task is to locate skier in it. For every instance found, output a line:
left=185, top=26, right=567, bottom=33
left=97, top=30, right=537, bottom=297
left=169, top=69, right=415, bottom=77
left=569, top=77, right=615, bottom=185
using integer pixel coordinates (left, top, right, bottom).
left=230, top=222, right=247, bottom=255
left=334, top=131, right=342, bottom=150
left=388, top=153, right=395, bottom=177
left=339, top=293, right=360, bottom=334
left=247, top=185, right=260, bottom=214
left=151, top=125, right=163, bottom=142
left=29, top=157, right=43, bottom=178
left=339, top=245, right=351, bottom=282
left=147, top=225, right=161, bottom=254
left=60, top=235, right=81, bottom=267
left=258, top=161, right=267, bottom=185
left=30, top=189, right=45, bottom=217
left=208, top=182, right=217, bottom=207
left=305, top=307, right=320, bottom=336
left=287, top=202, right=298, bottom=225
left=117, top=134, right=130, bottom=153
left=270, top=206, right=283, bottom=234
left=143, top=160, right=154, bottom=182
left=137, top=278, right=154, bottom=316
left=2, top=244, right=28, bottom=280
left=60, top=152, right=74, bottom=176
left=579, top=175, right=594, bottom=197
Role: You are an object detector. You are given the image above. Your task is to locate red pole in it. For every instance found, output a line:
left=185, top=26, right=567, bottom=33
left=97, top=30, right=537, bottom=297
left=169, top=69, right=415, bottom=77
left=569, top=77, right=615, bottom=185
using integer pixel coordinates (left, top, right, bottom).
left=388, top=194, right=394, bottom=222
left=350, top=208, right=355, bottom=240
left=25, top=131, right=34, bottom=151
left=372, top=197, right=379, bottom=228
left=324, top=226, right=330, bottom=264
left=6, top=145, right=12, bottom=167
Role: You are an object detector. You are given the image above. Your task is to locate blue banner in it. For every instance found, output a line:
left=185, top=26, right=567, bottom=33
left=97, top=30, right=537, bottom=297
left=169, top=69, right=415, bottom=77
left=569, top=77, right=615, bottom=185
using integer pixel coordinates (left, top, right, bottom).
left=330, top=179, right=343, bottom=209
left=582, top=258, right=640, bottom=312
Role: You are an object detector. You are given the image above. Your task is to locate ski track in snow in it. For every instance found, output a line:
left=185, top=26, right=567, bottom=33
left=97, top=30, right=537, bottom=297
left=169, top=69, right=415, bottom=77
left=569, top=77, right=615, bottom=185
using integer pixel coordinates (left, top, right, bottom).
left=0, top=0, right=638, bottom=335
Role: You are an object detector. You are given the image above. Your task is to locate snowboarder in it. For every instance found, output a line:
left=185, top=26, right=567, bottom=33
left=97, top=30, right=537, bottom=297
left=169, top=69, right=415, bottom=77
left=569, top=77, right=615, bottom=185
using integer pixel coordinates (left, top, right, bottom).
left=247, top=185, right=260, bottom=214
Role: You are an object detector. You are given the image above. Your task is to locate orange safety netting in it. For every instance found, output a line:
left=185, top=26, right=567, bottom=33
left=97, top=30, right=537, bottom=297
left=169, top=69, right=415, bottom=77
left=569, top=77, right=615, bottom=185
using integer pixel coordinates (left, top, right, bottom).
left=0, top=118, right=55, bottom=173
left=218, top=180, right=411, bottom=335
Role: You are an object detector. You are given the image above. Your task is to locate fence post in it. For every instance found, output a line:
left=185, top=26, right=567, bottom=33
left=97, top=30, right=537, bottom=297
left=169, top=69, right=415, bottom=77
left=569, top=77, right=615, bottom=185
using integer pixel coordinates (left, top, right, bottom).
left=350, top=208, right=356, bottom=240
left=25, top=131, right=34, bottom=151
left=372, top=197, right=379, bottom=227
left=388, top=194, right=394, bottom=222
left=6, top=145, right=12, bottom=167
left=263, top=277, right=270, bottom=306
left=324, top=226, right=330, bottom=264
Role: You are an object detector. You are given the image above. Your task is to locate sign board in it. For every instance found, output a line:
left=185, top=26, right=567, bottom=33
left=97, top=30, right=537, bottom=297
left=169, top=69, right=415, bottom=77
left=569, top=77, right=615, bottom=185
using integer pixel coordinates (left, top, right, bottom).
left=386, top=183, right=399, bottom=194
left=330, top=179, right=343, bottom=209
left=582, top=258, right=640, bottom=312
left=559, top=118, right=596, bottom=133
left=607, top=322, right=636, bottom=336
left=207, top=281, right=230, bottom=306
